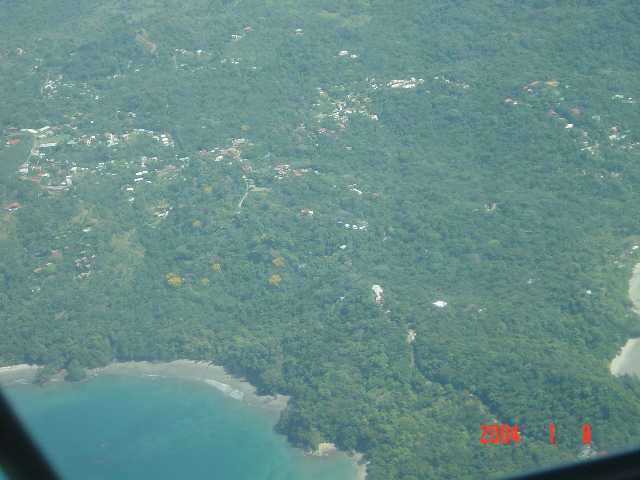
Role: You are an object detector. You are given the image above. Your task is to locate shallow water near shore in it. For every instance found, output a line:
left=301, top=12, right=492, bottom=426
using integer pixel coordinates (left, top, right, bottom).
left=1, top=374, right=359, bottom=480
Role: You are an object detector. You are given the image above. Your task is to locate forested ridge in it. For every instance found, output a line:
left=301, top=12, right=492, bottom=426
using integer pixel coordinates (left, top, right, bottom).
left=2, top=1, right=640, bottom=478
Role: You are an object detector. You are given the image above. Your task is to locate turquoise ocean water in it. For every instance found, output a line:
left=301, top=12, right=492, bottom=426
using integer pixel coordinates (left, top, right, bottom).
left=1, top=375, right=356, bottom=480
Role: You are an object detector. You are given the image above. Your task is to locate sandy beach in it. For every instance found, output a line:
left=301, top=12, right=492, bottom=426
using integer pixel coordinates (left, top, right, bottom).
left=0, top=364, right=39, bottom=385
left=0, top=359, right=367, bottom=479
left=610, top=263, right=640, bottom=377
left=352, top=453, right=368, bottom=480
left=0, top=364, right=38, bottom=374
left=89, top=360, right=289, bottom=414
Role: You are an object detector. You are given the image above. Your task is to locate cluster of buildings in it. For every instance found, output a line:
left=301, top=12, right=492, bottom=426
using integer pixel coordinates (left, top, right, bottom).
left=313, top=88, right=377, bottom=133
left=612, top=94, right=635, bottom=104
left=371, top=286, right=447, bottom=310
left=338, top=50, right=359, bottom=59
left=73, top=249, right=95, bottom=280
left=103, top=129, right=175, bottom=148
left=511, top=79, right=640, bottom=157
left=433, top=75, right=470, bottom=90
left=21, top=125, right=56, bottom=139
left=387, top=77, right=425, bottom=89
left=10, top=120, right=185, bottom=207
left=152, top=200, right=172, bottom=219
left=338, top=220, right=368, bottom=231
left=41, top=75, right=94, bottom=100
left=174, top=48, right=209, bottom=56
left=272, top=164, right=314, bottom=180
left=200, top=137, right=250, bottom=163
left=367, top=74, right=468, bottom=94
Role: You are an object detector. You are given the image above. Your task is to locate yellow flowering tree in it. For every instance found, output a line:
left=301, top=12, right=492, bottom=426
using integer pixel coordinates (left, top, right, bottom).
left=268, top=274, right=282, bottom=286
left=272, top=256, right=285, bottom=268
left=166, top=273, right=183, bottom=287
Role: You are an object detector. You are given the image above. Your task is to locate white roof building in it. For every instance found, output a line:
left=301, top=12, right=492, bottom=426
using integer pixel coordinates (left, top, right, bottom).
left=372, top=284, right=384, bottom=305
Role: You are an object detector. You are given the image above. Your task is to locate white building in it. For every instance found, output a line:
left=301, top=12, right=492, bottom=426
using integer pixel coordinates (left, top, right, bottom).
left=372, top=284, right=384, bottom=305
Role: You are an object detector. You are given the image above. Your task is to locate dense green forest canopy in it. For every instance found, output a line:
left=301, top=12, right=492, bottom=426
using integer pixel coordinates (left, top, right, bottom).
left=1, top=1, right=640, bottom=478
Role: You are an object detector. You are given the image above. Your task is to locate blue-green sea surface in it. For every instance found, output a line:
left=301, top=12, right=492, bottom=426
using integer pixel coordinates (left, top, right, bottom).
left=1, top=375, right=357, bottom=480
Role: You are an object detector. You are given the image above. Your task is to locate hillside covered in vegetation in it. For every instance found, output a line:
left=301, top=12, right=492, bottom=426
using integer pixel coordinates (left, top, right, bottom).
left=2, top=1, right=640, bottom=478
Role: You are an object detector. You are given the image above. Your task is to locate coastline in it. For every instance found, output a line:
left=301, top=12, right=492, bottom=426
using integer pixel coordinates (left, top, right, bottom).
left=89, top=360, right=289, bottom=414
left=0, top=364, right=39, bottom=385
left=0, top=359, right=367, bottom=479
left=610, top=263, right=640, bottom=376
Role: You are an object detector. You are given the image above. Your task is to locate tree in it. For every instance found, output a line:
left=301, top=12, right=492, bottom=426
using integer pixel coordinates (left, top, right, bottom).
left=65, top=359, right=87, bottom=382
